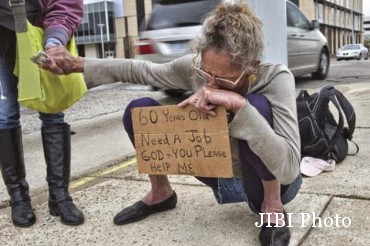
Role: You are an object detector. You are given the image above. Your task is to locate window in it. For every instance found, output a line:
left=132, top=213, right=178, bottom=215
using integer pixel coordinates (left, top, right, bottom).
left=286, top=2, right=310, bottom=29
left=317, top=4, right=324, bottom=23
left=75, top=1, right=115, bottom=45
left=147, top=0, right=220, bottom=30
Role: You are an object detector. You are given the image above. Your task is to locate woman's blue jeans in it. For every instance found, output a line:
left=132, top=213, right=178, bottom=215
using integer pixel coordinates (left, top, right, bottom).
left=123, top=96, right=302, bottom=214
left=0, top=55, right=64, bottom=129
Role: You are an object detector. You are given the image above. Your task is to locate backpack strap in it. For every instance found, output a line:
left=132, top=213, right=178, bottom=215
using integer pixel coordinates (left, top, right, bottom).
left=323, top=85, right=359, bottom=156
left=318, top=87, right=345, bottom=158
left=347, top=139, right=360, bottom=156
left=332, top=90, right=359, bottom=155
left=9, top=0, right=27, bottom=33
left=325, top=85, right=356, bottom=140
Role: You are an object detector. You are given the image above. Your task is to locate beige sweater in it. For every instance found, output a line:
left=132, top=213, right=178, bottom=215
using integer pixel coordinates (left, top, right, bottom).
left=84, top=54, right=301, bottom=185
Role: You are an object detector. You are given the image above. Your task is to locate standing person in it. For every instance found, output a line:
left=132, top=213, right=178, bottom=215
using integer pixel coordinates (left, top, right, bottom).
left=44, top=1, right=302, bottom=245
left=0, top=0, right=84, bottom=227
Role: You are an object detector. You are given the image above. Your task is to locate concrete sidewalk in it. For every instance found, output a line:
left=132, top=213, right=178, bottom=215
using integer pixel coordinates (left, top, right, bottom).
left=0, top=83, right=369, bottom=246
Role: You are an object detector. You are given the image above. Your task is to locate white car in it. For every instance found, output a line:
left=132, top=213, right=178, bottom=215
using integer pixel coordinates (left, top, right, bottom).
left=336, top=44, right=368, bottom=61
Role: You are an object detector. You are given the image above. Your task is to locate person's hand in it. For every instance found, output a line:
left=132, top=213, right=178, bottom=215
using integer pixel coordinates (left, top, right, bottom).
left=42, top=46, right=83, bottom=75
left=178, top=86, right=247, bottom=116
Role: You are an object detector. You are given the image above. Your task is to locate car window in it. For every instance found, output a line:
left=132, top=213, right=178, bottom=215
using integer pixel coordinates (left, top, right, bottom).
left=147, top=0, right=220, bottom=30
left=286, top=2, right=310, bottom=30
left=342, top=44, right=360, bottom=50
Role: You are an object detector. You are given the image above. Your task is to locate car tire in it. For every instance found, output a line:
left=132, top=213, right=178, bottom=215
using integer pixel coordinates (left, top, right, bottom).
left=365, top=53, right=368, bottom=60
left=336, top=58, right=341, bottom=61
left=312, top=50, right=329, bottom=80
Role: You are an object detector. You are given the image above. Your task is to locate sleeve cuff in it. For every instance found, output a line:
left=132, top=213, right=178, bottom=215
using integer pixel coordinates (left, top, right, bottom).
left=45, top=37, right=63, bottom=48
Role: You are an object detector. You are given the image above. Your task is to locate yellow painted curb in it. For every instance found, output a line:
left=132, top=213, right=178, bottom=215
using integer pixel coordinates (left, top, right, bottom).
left=70, top=157, right=137, bottom=189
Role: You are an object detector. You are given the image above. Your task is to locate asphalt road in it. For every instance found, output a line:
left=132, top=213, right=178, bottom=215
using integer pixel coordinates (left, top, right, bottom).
left=295, top=58, right=370, bottom=89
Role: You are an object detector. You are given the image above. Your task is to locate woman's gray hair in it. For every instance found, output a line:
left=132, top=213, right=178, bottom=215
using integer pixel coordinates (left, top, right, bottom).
left=196, top=0, right=264, bottom=73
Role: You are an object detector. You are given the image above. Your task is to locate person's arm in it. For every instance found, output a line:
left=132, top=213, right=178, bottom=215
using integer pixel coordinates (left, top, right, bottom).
left=229, top=66, right=301, bottom=185
left=43, top=45, right=201, bottom=91
left=41, top=0, right=83, bottom=45
left=83, top=56, right=196, bottom=90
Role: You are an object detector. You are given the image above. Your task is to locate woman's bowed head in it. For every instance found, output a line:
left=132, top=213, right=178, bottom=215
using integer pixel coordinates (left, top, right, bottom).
left=177, top=49, right=260, bottom=116
left=42, top=1, right=302, bottom=245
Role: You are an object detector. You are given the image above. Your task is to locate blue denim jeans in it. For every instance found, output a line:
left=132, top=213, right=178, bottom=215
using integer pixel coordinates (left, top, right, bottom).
left=0, top=55, right=64, bottom=129
left=210, top=174, right=302, bottom=214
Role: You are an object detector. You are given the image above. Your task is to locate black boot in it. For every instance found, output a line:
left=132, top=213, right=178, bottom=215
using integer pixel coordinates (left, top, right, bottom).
left=41, top=123, right=84, bottom=226
left=0, top=127, right=36, bottom=227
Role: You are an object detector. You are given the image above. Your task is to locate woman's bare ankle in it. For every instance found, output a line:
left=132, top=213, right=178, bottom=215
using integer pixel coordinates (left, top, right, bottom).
left=142, top=189, right=174, bottom=205
left=261, top=204, right=285, bottom=225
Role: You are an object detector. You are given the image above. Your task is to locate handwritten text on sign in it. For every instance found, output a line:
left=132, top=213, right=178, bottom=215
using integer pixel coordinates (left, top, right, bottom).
left=132, top=105, right=233, bottom=177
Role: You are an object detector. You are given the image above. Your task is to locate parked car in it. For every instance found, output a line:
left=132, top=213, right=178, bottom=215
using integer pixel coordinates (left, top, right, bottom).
left=286, top=1, right=329, bottom=80
left=135, top=0, right=330, bottom=95
left=336, top=44, right=368, bottom=61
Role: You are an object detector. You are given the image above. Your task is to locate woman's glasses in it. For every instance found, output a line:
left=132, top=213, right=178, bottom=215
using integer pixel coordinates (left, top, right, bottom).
left=194, top=61, right=247, bottom=90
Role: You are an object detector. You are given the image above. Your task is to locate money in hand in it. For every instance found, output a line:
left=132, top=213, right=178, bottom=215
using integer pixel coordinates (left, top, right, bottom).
left=31, top=51, right=49, bottom=66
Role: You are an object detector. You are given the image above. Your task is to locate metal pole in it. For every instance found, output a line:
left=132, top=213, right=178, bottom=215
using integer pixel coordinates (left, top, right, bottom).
left=97, top=23, right=105, bottom=58
left=351, top=0, right=355, bottom=43
left=248, top=0, right=287, bottom=65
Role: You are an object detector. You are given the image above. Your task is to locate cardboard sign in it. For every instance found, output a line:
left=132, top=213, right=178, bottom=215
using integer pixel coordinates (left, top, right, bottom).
left=132, top=105, right=233, bottom=177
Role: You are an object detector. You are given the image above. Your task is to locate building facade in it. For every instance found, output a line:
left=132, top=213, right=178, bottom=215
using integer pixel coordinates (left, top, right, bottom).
left=364, top=16, right=370, bottom=41
left=297, top=0, right=364, bottom=56
left=75, top=0, right=152, bottom=59
left=76, top=0, right=117, bottom=58
left=76, top=0, right=364, bottom=58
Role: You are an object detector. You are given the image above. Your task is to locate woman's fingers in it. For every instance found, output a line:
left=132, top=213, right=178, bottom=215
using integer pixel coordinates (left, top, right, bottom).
left=177, top=97, right=191, bottom=108
left=39, top=57, right=65, bottom=74
left=177, top=87, right=218, bottom=116
left=43, top=46, right=75, bottom=74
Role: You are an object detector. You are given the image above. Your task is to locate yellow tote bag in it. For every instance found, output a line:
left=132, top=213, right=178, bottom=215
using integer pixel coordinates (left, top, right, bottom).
left=14, top=21, right=87, bottom=113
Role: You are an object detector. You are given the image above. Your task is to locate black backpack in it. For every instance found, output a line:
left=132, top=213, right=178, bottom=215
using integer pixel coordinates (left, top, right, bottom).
left=296, top=85, right=359, bottom=162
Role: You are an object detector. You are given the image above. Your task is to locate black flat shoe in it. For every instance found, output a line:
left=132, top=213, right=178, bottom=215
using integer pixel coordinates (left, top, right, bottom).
left=114, top=191, right=177, bottom=225
left=259, top=211, right=291, bottom=246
